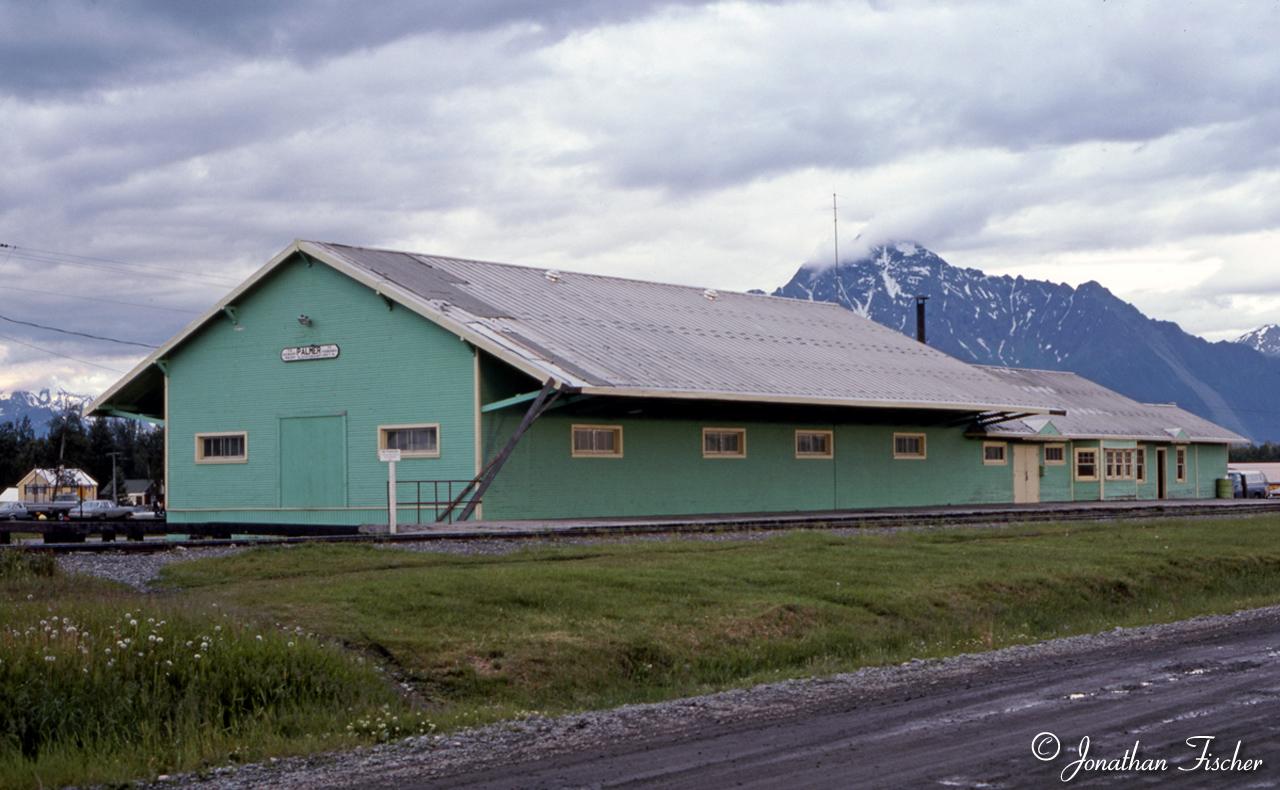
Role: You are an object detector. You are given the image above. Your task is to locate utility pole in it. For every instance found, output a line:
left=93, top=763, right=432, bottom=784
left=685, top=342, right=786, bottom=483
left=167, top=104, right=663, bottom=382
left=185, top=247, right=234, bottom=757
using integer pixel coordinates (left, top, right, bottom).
left=107, top=451, right=122, bottom=503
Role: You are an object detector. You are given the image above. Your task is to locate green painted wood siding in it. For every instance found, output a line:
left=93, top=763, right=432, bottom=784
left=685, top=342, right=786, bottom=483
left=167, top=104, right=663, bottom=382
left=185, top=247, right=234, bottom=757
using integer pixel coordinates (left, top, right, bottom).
left=166, top=256, right=476, bottom=525
left=480, top=414, right=1017, bottom=520
left=481, top=410, right=1232, bottom=519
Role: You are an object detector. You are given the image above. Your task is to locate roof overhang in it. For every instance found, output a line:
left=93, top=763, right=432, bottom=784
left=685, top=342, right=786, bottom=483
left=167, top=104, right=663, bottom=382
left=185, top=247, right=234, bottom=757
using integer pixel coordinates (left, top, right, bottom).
left=90, top=240, right=589, bottom=419
left=574, top=385, right=1058, bottom=415
left=980, top=430, right=1239, bottom=444
left=91, top=239, right=1064, bottom=420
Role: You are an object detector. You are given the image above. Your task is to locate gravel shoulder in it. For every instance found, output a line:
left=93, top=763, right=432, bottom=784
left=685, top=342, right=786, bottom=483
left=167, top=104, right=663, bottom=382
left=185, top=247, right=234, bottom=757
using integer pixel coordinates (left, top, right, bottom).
left=55, top=546, right=248, bottom=591
left=139, top=603, right=1280, bottom=789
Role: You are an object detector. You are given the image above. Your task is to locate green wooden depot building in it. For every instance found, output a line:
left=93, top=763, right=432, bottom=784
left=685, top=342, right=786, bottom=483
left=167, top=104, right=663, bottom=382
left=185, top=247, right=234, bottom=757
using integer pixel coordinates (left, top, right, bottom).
left=90, top=241, right=1246, bottom=526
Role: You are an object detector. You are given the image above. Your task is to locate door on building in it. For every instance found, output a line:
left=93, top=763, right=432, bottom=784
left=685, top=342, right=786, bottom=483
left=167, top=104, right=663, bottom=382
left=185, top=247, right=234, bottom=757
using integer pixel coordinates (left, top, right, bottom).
left=1156, top=448, right=1167, bottom=499
left=1012, top=444, right=1040, bottom=504
left=280, top=415, right=347, bottom=508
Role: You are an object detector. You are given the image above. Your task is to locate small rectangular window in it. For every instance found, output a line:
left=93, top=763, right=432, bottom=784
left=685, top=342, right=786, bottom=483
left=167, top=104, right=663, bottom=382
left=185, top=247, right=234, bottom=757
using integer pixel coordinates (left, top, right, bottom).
left=378, top=424, right=440, bottom=458
left=1044, top=444, right=1065, bottom=465
left=1136, top=448, right=1147, bottom=483
left=983, top=442, right=1007, bottom=465
left=1176, top=447, right=1187, bottom=482
left=893, top=433, right=926, bottom=460
left=1075, top=449, right=1098, bottom=481
left=572, top=425, right=623, bottom=457
left=703, top=428, right=746, bottom=458
left=795, top=430, right=833, bottom=459
left=195, top=432, right=248, bottom=464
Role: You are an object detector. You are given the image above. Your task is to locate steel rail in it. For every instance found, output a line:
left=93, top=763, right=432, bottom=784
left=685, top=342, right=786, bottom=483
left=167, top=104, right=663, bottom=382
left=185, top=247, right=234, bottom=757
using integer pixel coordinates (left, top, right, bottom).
left=4, top=501, right=1280, bottom=554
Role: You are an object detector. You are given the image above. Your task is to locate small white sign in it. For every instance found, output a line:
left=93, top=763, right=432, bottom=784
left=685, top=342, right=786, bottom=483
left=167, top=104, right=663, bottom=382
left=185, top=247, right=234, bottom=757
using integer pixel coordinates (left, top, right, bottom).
left=281, top=344, right=340, bottom=362
left=378, top=449, right=402, bottom=463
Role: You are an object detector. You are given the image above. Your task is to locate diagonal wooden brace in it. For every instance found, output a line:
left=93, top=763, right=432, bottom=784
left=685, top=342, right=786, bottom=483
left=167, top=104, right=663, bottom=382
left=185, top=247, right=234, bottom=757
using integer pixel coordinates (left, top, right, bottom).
left=439, top=380, right=565, bottom=523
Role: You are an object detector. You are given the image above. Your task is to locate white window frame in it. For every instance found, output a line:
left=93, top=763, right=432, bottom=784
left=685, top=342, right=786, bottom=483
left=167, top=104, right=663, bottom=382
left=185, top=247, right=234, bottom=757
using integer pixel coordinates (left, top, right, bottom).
left=378, top=423, right=441, bottom=459
left=702, top=427, right=747, bottom=458
left=982, top=441, right=1007, bottom=466
left=1074, top=448, right=1099, bottom=481
left=1176, top=447, right=1187, bottom=483
left=195, top=431, right=248, bottom=464
left=795, top=430, right=834, bottom=459
left=1043, top=443, right=1066, bottom=465
left=571, top=424, right=624, bottom=458
left=893, top=432, right=927, bottom=460
left=1136, top=448, right=1147, bottom=483
left=1103, top=448, right=1137, bottom=481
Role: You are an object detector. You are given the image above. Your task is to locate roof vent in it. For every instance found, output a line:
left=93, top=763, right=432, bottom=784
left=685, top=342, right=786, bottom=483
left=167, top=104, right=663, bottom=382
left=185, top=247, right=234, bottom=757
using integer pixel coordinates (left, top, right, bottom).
left=703, top=289, right=719, bottom=301
left=545, top=270, right=562, bottom=283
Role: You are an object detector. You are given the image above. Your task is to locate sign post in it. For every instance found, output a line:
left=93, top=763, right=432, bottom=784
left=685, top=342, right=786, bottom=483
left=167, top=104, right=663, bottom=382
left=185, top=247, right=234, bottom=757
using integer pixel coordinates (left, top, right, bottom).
left=379, top=449, right=402, bottom=534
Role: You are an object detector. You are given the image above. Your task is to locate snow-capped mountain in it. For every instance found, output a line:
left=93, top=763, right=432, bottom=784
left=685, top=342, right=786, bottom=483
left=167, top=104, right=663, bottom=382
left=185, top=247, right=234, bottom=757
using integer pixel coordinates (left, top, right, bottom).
left=774, top=241, right=1280, bottom=443
left=1235, top=324, right=1280, bottom=357
left=0, top=389, right=90, bottom=434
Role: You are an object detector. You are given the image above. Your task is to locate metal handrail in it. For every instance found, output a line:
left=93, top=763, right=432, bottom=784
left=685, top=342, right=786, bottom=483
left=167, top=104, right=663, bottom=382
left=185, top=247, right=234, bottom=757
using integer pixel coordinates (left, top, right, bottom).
left=389, top=479, right=481, bottom=524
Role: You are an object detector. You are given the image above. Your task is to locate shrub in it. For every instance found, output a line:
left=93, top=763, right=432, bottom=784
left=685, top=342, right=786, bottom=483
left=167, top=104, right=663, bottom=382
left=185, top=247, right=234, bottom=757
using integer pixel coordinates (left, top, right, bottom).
left=0, top=599, right=427, bottom=786
left=0, top=551, right=56, bottom=582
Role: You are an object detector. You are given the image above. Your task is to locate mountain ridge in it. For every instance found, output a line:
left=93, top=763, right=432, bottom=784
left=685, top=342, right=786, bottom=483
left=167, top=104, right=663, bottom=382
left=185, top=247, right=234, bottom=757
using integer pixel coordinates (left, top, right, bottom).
left=0, top=389, right=90, bottom=435
left=772, top=242, right=1280, bottom=442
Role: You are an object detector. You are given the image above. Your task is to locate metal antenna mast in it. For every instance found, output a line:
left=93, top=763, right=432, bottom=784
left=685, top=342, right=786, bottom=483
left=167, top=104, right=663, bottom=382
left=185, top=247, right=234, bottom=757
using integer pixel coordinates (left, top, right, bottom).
left=832, top=192, right=839, bottom=269
left=833, top=192, right=845, bottom=307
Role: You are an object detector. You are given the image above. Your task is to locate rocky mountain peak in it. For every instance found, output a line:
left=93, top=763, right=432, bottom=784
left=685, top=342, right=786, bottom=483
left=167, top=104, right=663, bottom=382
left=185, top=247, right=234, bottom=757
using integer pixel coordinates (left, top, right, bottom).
left=1235, top=324, right=1280, bottom=357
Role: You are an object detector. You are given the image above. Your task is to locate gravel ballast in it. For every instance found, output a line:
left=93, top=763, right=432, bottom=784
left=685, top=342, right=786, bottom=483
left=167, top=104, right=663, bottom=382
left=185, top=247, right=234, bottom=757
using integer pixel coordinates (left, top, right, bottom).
left=55, top=546, right=248, bottom=591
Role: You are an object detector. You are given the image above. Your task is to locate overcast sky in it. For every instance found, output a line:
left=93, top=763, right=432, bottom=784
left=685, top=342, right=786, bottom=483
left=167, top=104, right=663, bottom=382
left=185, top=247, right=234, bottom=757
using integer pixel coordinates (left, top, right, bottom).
left=2, top=0, right=1278, bottom=397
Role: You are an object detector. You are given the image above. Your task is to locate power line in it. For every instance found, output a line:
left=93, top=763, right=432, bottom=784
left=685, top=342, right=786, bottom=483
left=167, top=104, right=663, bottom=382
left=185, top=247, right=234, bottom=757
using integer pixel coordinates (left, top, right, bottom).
left=0, top=242, right=242, bottom=284
left=0, top=247, right=241, bottom=289
left=0, top=313, right=159, bottom=349
left=0, top=243, right=242, bottom=288
left=3, top=284, right=200, bottom=315
left=0, top=331, right=128, bottom=373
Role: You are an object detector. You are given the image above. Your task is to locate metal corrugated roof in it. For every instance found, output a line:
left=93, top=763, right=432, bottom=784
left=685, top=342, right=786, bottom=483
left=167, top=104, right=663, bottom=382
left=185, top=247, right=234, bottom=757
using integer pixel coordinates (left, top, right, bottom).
left=976, top=366, right=1247, bottom=444
left=312, top=242, right=1063, bottom=414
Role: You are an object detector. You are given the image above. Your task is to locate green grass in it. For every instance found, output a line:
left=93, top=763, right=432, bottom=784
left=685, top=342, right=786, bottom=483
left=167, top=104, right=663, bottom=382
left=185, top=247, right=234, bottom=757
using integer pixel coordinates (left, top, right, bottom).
left=161, top=516, right=1280, bottom=731
left=0, top=555, right=429, bottom=790
left=9, top=514, right=1280, bottom=787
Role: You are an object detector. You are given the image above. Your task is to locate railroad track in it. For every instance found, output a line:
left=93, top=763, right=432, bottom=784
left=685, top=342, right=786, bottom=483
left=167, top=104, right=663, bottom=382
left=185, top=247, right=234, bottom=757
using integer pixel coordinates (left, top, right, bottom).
left=3, top=500, right=1280, bottom=554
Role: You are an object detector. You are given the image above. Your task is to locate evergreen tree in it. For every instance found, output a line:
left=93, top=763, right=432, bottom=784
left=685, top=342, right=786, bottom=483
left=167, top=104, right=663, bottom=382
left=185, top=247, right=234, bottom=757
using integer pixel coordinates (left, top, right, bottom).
left=87, top=416, right=115, bottom=486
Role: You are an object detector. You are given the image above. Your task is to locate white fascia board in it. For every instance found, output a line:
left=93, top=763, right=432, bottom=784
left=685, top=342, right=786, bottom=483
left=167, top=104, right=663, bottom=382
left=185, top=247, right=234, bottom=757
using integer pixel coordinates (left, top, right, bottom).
left=575, top=385, right=1059, bottom=415
left=89, top=241, right=305, bottom=415
left=983, top=430, right=1238, bottom=444
left=90, top=241, right=586, bottom=417
left=298, top=242, right=586, bottom=388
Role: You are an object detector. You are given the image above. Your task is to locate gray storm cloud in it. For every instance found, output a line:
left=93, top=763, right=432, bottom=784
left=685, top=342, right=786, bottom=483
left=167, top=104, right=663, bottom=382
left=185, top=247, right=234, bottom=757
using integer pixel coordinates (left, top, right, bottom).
left=1, top=0, right=1278, bottom=394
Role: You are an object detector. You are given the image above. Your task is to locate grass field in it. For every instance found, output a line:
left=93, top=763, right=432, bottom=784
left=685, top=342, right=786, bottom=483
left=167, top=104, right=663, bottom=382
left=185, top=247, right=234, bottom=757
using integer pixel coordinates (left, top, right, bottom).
left=7, top=514, right=1280, bottom=787
left=163, top=516, right=1280, bottom=730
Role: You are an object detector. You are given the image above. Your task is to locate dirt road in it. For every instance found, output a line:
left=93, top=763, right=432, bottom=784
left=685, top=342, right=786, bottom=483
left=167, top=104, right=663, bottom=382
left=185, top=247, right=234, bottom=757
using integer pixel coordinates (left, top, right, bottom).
left=180, top=607, right=1280, bottom=790
left=389, top=611, right=1280, bottom=789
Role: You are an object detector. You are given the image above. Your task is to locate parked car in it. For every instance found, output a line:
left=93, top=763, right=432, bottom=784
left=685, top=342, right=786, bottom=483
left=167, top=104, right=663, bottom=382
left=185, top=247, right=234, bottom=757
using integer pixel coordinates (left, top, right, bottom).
left=128, top=505, right=165, bottom=521
left=1228, top=470, right=1271, bottom=499
left=0, top=502, right=30, bottom=521
left=24, top=493, right=84, bottom=518
left=67, top=500, right=134, bottom=520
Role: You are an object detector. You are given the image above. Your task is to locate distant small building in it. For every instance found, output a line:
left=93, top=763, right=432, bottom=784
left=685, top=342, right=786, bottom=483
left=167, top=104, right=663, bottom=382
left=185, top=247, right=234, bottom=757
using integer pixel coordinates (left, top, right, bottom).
left=17, top=468, right=98, bottom=503
left=0, top=487, right=18, bottom=503
left=122, top=478, right=163, bottom=506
